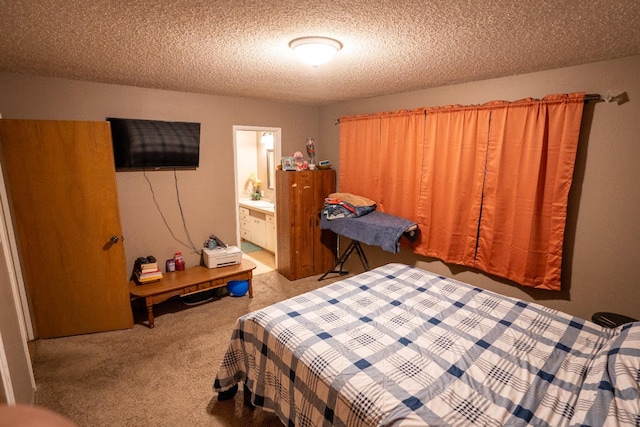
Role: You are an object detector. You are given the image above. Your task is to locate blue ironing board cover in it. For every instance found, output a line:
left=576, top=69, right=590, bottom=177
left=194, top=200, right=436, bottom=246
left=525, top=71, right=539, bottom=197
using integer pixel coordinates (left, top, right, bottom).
left=320, top=211, right=416, bottom=253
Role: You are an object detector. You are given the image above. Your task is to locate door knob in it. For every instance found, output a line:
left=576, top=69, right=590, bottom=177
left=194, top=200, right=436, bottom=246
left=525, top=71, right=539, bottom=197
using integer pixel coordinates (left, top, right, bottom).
left=110, top=236, right=120, bottom=244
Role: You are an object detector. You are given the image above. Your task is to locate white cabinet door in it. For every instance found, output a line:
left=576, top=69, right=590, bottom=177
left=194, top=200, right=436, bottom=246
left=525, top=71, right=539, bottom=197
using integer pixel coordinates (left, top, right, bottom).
left=249, top=217, right=267, bottom=248
left=265, top=214, right=276, bottom=252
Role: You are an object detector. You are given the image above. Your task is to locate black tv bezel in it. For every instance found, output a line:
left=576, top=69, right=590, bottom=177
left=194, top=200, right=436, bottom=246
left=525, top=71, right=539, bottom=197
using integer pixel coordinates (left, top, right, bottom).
left=107, top=117, right=201, bottom=171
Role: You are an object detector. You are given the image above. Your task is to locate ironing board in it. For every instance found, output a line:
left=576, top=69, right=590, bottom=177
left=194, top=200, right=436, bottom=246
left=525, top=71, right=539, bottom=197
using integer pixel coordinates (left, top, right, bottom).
left=318, top=211, right=417, bottom=280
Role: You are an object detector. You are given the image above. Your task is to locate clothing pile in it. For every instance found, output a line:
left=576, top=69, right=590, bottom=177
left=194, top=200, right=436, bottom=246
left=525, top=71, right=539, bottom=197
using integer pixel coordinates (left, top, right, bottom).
left=323, top=192, right=377, bottom=219
left=321, top=192, right=417, bottom=253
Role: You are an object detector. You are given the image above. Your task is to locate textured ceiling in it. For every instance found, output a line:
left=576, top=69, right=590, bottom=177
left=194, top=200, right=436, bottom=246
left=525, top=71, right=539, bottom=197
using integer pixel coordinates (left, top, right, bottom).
left=1, top=0, right=639, bottom=105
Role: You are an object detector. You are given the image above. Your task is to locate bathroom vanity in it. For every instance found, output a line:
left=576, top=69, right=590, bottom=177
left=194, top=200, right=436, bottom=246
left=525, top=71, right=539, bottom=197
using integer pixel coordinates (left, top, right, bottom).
left=239, top=199, right=276, bottom=253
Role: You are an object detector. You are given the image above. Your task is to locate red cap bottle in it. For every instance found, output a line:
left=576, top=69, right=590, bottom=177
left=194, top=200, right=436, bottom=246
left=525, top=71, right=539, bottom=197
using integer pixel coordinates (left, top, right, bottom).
left=174, top=252, right=185, bottom=271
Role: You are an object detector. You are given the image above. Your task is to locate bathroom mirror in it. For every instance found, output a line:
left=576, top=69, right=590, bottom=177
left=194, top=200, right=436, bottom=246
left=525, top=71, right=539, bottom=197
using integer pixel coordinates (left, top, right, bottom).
left=266, top=149, right=275, bottom=190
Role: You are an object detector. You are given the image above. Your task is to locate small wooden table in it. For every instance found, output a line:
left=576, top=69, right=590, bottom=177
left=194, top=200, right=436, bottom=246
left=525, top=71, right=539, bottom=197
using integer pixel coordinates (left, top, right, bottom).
left=129, top=260, right=256, bottom=328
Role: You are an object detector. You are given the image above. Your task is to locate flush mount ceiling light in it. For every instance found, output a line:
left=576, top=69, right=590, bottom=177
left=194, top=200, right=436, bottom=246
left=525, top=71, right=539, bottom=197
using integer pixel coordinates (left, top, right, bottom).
left=289, top=36, right=342, bottom=67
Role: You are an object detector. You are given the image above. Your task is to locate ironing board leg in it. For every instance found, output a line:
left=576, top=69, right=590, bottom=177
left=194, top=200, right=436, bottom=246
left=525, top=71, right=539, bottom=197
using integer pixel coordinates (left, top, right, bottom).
left=353, top=241, right=370, bottom=271
left=318, top=240, right=369, bottom=281
left=318, top=240, right=356, bottom=281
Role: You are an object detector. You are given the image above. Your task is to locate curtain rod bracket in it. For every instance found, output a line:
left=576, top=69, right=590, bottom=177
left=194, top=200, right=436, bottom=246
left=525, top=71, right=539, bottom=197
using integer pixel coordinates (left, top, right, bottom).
left=585, top=91, right=629, bottom=105
left=603, top=90, right=629, bottom=105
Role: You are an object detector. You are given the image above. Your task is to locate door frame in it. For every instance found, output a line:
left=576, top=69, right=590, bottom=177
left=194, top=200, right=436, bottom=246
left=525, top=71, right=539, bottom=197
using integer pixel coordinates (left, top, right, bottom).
left=0, top=160, right=36, bottom=403
left=0, top=163, right=33, bottom=341
left=232, top=125, right=281, bottom=260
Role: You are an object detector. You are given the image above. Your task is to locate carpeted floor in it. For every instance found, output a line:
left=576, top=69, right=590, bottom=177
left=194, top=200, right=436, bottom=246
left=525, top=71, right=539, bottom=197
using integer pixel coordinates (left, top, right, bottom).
left=31, top=270, right=348, bottom=426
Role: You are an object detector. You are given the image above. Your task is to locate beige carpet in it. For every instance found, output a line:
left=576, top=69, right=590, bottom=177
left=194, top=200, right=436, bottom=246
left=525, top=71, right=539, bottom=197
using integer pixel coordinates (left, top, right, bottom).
left=32, top=269, right=348, bottom=426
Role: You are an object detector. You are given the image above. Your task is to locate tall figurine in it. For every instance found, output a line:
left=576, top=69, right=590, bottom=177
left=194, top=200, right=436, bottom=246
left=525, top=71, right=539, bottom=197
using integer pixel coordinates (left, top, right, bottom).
left=306, top=138, right=316, bottom=168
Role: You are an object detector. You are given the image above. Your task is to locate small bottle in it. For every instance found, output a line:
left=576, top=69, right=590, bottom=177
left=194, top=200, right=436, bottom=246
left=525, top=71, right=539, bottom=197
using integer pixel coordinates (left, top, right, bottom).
left=166, top=259, right=175, bottom=272
left=174, top=252, right=185, bottom=271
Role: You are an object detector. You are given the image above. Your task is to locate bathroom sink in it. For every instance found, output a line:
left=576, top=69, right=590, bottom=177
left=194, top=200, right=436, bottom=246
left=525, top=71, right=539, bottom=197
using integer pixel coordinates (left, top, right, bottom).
left=251, top=200, right=274, bottom=208
left=240, top=199, right=275, bottom=211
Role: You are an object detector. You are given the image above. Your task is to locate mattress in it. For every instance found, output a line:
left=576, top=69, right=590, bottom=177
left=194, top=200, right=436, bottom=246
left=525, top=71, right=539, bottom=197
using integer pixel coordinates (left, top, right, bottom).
left=213, top=263, right=639, bottom=426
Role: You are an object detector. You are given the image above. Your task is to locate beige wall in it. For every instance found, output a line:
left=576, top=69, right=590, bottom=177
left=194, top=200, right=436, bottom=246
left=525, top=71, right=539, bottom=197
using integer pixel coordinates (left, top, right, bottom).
left=318, top=55, right=640, bottom=321
left=236, top=130, right=259, bottom=198
left=235, top=129, right=276, bottom=202
left=0, top=55, right=639, bottom=328
left=0, top=73, right=318, bottom=273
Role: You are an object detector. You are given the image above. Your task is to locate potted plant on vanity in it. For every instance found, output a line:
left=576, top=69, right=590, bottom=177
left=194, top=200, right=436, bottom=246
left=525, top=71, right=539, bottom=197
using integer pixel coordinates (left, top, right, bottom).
left=251, top=175, right=261, bottom=200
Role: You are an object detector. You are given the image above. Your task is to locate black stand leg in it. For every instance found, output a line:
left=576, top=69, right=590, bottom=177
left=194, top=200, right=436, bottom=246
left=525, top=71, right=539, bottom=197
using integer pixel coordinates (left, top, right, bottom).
left=243, top=385, right=254, bottom=407
left=353, top=240, right=370, bottom=271
left=318, top=240, right=369, bottom=281
left=217, top=384, right=238, bottom=401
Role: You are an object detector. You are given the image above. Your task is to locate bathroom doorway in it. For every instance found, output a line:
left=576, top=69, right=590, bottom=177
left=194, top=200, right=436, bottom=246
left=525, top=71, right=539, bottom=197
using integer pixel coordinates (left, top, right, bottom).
left=233, top=126, right=281, bottom=274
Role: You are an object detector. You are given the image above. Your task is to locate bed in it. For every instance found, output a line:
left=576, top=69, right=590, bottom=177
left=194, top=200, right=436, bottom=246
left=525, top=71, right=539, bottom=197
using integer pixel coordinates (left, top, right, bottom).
left=213, top=263, right=640, bottom=426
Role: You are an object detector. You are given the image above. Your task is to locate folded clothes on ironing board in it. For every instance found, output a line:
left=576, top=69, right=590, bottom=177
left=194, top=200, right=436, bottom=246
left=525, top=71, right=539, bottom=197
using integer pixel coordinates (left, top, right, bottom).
left=323, top=192, right=377, bottom=219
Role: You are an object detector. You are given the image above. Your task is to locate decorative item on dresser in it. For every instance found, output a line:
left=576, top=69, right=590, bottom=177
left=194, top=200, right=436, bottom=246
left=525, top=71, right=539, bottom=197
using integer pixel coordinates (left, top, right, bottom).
left=275, top=169, right=337, bottom=280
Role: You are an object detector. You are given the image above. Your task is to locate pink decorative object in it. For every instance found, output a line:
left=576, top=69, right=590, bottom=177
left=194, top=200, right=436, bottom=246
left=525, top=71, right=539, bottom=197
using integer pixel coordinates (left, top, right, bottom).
left=293, top=151, right=306, bottom=170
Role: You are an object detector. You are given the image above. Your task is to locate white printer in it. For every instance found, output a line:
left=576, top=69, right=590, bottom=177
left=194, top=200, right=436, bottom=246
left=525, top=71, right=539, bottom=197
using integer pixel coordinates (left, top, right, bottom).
left=203, top=246, right=242, bottom=268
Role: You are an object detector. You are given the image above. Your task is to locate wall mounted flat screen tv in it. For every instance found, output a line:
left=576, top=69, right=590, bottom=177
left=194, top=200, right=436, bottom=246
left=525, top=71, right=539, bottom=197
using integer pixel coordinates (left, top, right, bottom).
left=107, top=117, right=201, bottom=170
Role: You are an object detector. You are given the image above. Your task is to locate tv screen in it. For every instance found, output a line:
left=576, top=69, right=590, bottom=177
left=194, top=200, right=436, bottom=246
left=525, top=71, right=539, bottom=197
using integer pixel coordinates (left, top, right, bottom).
left=107, top=118, right=200, bottom=170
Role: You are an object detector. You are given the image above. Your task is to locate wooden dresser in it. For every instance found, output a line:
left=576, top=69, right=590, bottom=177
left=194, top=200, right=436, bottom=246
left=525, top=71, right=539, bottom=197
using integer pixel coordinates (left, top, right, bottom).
left=276, top=169, right=337, bottom=280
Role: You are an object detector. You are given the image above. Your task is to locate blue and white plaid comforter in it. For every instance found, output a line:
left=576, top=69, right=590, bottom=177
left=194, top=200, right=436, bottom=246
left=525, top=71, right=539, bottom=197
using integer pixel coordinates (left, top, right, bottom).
left=213, top=263, right=640, bottom=426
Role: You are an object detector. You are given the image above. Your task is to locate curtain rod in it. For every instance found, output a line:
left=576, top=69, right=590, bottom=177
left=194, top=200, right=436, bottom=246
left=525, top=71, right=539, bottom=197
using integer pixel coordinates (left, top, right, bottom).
left=335, top=93, right=605, bottom=124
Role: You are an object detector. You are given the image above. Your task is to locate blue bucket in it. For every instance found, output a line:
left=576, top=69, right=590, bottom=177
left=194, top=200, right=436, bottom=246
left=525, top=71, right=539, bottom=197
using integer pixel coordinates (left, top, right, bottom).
left=227, top=280, right=249, bottom=297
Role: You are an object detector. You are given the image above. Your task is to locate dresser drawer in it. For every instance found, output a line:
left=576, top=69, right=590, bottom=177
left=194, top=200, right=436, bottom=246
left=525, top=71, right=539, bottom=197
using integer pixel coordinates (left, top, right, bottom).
left=241, top=228, right=251, bottom=240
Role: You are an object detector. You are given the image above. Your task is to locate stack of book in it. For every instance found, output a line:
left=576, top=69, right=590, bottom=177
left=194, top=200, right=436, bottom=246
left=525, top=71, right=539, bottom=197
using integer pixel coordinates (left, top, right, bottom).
left=133, top=256, right=163, bottom=284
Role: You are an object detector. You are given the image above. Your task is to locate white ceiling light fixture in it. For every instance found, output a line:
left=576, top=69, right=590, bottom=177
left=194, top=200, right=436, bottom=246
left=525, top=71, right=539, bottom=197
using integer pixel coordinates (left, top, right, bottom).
left=289, top=36, right=342, bottom=67
left=261, top=132, right=274, bottom=146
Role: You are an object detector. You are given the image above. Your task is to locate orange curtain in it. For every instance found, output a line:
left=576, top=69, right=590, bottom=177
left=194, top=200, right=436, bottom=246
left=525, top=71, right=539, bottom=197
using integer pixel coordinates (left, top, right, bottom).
left=377, top=109, right=425, bottom=218
left=475, top=93, right=584, bottom=290
left=338, top=113, right=383, bottom=202
left=414, top=105, right=490, bottom=265
left=338, top=93, right=584, bottom=291
left=339, top=109, right=425, bottom=218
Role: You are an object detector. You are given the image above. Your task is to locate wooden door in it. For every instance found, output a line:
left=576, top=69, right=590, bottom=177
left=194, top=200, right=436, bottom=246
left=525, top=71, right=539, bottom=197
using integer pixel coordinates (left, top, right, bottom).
left=296, top=171, right=315, bottom=277
left=0, top=120, right=133, bottom=338
left=275, top=171, right=292, bottom=278
left=276, top=170, right=314, bottom=280
left=311, top=170, right=336, bottom=274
